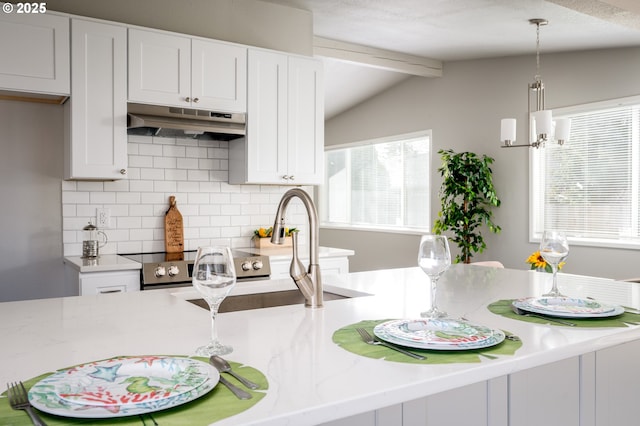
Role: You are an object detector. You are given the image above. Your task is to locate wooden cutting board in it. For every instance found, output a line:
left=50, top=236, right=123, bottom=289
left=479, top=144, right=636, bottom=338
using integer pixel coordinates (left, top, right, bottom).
left=165, top=195, right=184, bottom=253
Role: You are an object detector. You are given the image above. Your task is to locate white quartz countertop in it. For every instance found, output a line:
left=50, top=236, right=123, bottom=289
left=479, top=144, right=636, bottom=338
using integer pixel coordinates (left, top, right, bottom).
left=62, top=246, right=353, bottom=273
left=2, top=266, right=640, bottom=425
left=63, top=254, right=142, bottom=272
left=236, top=245, right=355, bottom=261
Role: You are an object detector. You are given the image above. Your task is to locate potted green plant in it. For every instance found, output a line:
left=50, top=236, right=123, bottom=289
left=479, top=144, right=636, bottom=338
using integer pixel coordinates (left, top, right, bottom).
left=433, top=149, right=501, bottom=263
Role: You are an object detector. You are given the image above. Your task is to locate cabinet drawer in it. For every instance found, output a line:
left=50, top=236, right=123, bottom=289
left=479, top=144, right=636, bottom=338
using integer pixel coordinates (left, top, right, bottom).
left=78, top=270, right=140, bottom=295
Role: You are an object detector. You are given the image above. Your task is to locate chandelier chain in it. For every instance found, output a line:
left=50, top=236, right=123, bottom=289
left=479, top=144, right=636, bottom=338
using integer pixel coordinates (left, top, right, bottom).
left=535, top=22, right=541, bottom=81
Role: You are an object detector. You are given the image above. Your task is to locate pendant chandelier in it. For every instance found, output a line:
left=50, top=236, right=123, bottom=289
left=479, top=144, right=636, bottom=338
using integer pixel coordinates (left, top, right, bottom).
left=501, top=19, right=571, bottom=148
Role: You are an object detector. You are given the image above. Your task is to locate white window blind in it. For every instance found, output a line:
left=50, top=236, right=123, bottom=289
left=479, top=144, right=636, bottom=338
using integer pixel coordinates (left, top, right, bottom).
left=320, top=132, right=431, bottom=232
left=531, top=96, right=640, bottom=248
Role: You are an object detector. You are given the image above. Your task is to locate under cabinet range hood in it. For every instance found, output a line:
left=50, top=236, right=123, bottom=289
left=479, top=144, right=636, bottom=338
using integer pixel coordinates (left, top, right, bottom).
left=127, top=103, right=246, bottom=140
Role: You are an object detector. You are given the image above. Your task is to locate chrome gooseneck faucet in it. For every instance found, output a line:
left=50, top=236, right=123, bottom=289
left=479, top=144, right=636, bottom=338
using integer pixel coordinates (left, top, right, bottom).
left=271, top=188, right=323, bottom=308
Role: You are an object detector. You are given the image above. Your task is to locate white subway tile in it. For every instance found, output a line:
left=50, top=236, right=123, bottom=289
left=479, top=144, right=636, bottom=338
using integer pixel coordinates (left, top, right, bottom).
left=104, top=180, right=130, bottom=192
left=77, top=181, right=104, bottom=191
left=116, top=192, right=141, bottom=204
left=62, top=190, right=89, bottom=205
left=166, top=169, right=187, bottom=181
left=154, top=181, right=177, bottom=193
left=222, top=204, right=242, bottom=215
left=200, top=204, right=221, bottom=215
left=117, top=216, right=142, bottom=229
left=154, top=156, right=177, bottom=169
left=163, top=145, right=186, bottom=157
left=177, top=158, right=199, bottom=169
left=141, top=192, right=165, bottom=204
left=129, top=155, right=154, bottom=168
left=129, top=180, right=154, bottom=192
left=188, top=193, right=210, bottom=204
left=90, top=192, right=116, bottom=204
left=130, top=204, right=153, bottom=217
left=61, top=135, right=306, bottom=256
left=188, top=170, right=209, bottom=181
left=138, top=143, right=163, bottom=156
left=186, top=146, right=208, bottom=158
left=130, top=228, right=154, bottom=241
left=140, top=168, right=165, bottom=181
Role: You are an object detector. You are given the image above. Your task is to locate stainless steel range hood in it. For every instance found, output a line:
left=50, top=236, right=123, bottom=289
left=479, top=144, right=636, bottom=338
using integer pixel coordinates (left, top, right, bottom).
left=127, top=103, right=246, bottom=140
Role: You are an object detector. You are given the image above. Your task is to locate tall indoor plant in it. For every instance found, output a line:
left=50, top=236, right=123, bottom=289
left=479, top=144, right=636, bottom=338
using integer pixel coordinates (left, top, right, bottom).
left=433, top=149, right=501, bottom=263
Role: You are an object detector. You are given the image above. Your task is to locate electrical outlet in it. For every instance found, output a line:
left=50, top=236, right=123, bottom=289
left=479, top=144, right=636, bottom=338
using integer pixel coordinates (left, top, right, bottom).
left=97, top=208, right=111, bottom=229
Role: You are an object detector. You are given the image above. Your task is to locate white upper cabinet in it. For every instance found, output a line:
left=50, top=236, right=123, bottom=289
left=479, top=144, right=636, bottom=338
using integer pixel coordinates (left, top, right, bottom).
left=64, top=19, right=128, bottom=180
left=287, top=55, right=324, bottom=185
left=229, top=49, right=323, bottom=185
left=191, top=39, right=247, bottom=112
left=0, top=12, right=70, bottom=96
left=128, top=28, right=247, bottom=112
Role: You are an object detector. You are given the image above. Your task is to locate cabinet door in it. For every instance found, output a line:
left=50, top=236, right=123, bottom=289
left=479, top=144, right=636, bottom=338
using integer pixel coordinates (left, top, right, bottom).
left=245, top=49, right=289, bottom=184
left=65, top=19, right=127, bottom=180
left=509, top=357, right=580, bottom=426
left=128, top=28, right=191, bottom=107
left=595, top=340, right=640, bottom=425
left=0, top=12, right=69, bottom=95
left=287, top=57, right=324, bottom=185
left=192, top=39, right=247, bottom=112
left=79, top=270, right=140, bottom=295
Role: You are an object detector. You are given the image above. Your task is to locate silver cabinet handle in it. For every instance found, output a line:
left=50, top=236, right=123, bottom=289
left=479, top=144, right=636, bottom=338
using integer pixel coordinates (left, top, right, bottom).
left=185, top=96, right=191, bottom=102
left=193, top=97, right=199, bottom=103
left=120, top=169, right=127, bottom=175
left=100, top=289, right=122, bottom=294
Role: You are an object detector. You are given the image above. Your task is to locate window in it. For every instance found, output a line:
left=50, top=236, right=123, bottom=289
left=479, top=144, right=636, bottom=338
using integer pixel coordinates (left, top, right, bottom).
left=320, top=131, right=431, bottom=233
left=530, top=95, right=640, bottom=248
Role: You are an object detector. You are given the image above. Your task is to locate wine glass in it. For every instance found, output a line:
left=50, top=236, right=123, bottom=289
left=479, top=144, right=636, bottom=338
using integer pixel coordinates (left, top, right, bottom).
left=418, top=235, right=452, bottom=318
left=192, top=246, right=236, bottom=356
left=539, top=231, right=569, bottom=297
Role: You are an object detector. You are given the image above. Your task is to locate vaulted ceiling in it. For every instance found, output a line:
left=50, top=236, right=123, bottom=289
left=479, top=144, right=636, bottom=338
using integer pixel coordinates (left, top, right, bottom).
left=263, top=0, right=640, bottom=118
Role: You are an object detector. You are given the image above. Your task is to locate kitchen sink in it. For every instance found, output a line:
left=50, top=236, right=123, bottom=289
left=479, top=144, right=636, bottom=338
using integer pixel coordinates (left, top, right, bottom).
left=187, top=289, right=356, bottom=313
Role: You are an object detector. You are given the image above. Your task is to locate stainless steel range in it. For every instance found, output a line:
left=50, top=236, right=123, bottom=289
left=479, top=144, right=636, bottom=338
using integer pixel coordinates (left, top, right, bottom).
left=121, top=250, right=271, bottom=290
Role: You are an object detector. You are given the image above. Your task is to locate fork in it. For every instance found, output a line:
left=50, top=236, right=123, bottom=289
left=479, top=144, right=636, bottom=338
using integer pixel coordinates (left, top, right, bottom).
left=6, top=381, right=47, bottom=426
left=355, top=328, right=425, bottom=360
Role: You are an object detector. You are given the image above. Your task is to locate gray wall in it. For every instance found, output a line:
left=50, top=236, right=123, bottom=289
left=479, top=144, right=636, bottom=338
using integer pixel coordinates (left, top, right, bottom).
left=0, top=100, right=70, bottom=301
left=321, top=46, right=640, bottom=280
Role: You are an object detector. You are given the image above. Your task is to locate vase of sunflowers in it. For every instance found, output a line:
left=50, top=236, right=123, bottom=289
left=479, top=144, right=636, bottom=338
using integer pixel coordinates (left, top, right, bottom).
left=526, top=251, right=566, bottom=273
left=251, top=227, right=297, bottom=248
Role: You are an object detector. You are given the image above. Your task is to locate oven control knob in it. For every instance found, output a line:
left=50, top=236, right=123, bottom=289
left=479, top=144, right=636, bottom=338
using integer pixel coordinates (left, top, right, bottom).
left=154, top=266, right=166, bottom=277
left=241, top=261, right=252, bottom=271
left=168, top=265, right=180, bottom=276
left=252, top=260, right=263, bottom=270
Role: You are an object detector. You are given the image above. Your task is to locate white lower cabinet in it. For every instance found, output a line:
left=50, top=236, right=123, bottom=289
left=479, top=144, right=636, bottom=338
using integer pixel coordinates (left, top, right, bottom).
left=594, top=339, right=640, bottom=424
left=66, top=268, right=140, bottom=295
left=320, top=346, right=640, bottom=426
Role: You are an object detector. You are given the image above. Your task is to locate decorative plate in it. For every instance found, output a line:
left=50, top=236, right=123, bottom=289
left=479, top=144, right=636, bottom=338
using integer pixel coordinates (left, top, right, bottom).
left=513, top=297, right=624, bottom=318
left=28, top=356, right=219, bottom=418
left=373, top=318, right=505, bottom=351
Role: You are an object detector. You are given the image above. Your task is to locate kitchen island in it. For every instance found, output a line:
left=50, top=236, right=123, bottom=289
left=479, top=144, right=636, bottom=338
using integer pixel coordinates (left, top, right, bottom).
left=2, top=265, right=640, bottom=425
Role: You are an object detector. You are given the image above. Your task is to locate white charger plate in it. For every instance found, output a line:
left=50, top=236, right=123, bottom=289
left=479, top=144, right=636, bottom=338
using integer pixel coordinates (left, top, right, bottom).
left=28, top=356, right=219, bottom=418
left=513, top=297, right=624, bottom=318
left=373, top=318, right=505, bottom=351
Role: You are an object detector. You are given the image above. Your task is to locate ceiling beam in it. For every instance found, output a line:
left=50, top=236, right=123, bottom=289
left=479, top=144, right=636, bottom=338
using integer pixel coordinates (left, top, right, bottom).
left=313, top=37, right=443, bottom=78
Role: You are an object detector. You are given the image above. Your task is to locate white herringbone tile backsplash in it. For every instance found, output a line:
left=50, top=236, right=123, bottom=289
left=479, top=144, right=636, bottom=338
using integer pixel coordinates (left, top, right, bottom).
left=61, top=135, right=312, bottom=256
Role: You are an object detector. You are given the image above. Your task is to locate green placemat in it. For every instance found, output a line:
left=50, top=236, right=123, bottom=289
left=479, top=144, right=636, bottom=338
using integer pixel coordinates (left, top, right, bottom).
left=333, top=319, right=522, bottom=364
left=0, top=356, right=268, bottom=426
left=488, top=299, right=640, bottom=327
